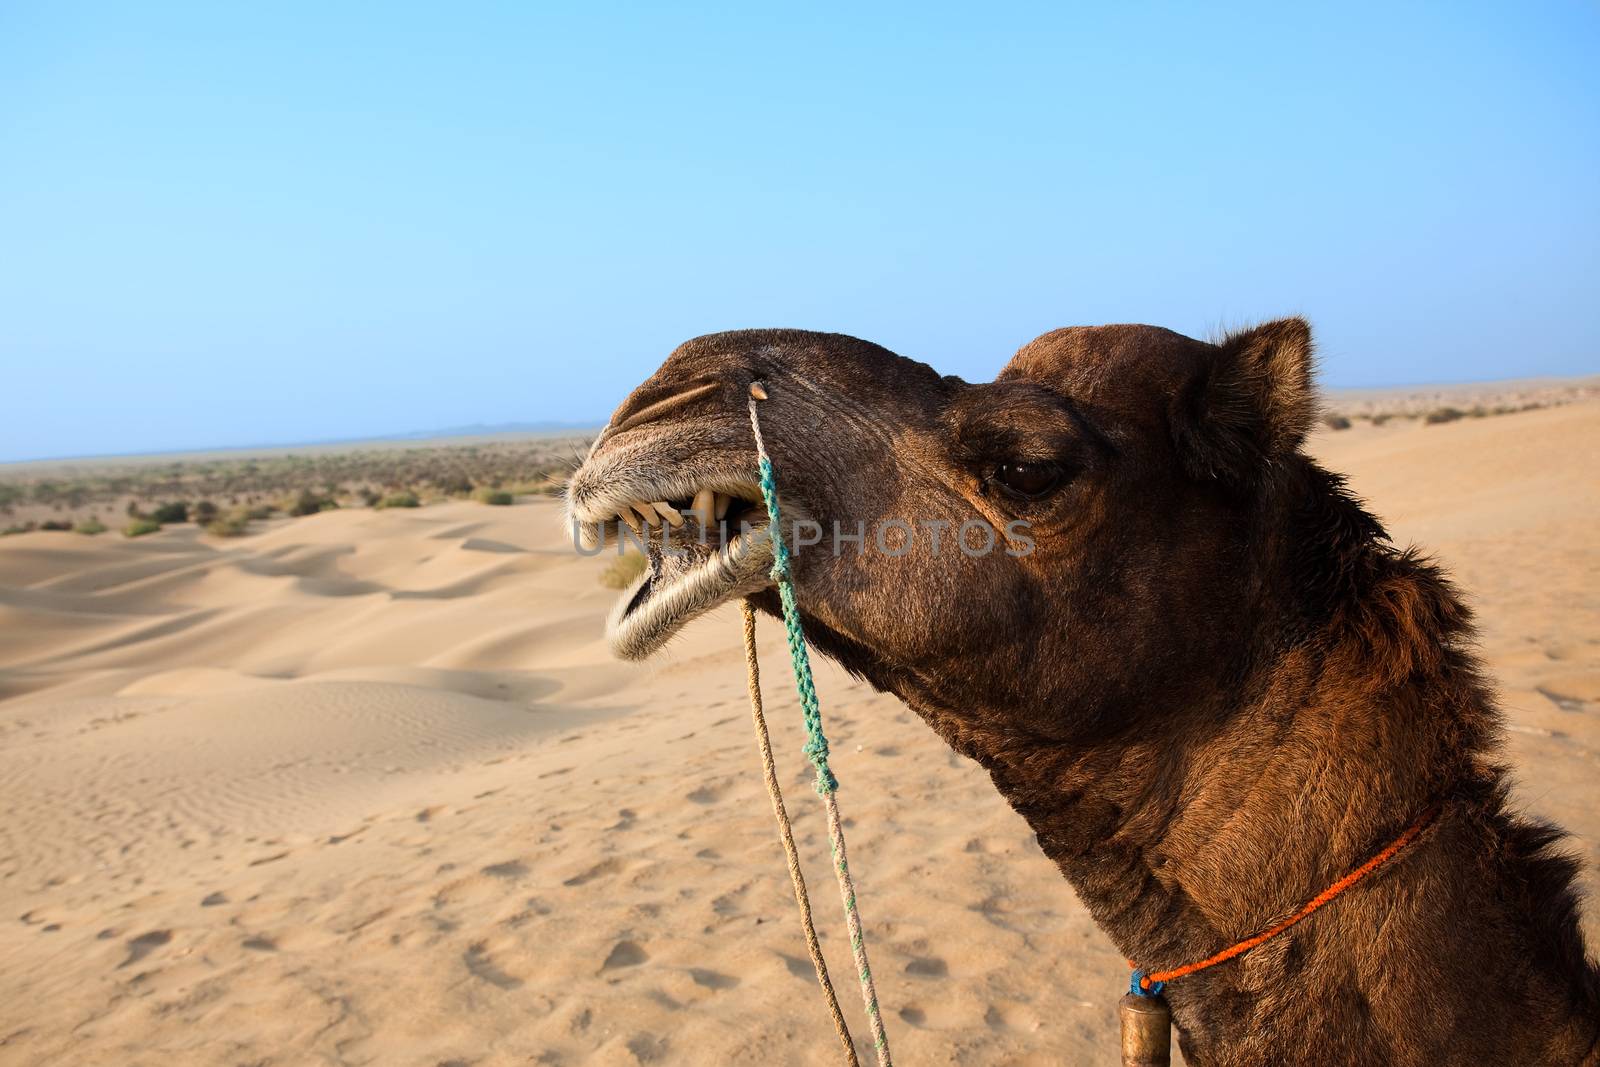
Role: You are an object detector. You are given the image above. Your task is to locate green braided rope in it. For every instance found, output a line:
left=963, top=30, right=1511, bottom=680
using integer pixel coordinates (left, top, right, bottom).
left=756, top=453, right=837, bottom=794
left=748, top=391, right=892, bottom=1066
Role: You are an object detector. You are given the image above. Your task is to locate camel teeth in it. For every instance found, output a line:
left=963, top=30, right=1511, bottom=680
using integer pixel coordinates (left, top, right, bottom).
left=616, top=507, right=640, bottom=532
left=652, top=500, right=684, bottom=527
left=633, top=501, right=659, bottom=527
left=714, top=492, right=730, bottom=521
left=691, top=488, right=715, bottom=526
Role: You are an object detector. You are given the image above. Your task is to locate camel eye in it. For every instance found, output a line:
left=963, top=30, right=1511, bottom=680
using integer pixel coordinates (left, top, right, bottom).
left=994, top=461, right=1060, bottom=499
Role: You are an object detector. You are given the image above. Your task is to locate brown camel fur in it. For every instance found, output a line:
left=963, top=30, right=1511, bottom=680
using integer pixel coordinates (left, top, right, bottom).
left=566, top=321, right=1600, bottom=1066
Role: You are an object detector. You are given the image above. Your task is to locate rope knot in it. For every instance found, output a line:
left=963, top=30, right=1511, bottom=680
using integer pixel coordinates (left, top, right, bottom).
left=1130, top=970, right=1165, bottom=998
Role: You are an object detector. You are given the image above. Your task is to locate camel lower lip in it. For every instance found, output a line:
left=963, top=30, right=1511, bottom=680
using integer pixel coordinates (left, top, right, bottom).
left=605, top=522, right=776, bottom=660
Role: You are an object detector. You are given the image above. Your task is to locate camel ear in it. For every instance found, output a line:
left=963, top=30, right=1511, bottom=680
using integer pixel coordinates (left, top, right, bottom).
left=1171, top=317, right=1316, bottom=489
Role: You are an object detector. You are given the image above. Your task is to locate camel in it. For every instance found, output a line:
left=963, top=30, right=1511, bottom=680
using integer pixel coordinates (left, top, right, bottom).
left=565, top=321, right=1600, bottom=1066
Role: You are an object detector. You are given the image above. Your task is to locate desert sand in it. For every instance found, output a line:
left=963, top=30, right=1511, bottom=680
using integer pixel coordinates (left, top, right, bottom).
left=1, top=400, right=1596, bottom=1066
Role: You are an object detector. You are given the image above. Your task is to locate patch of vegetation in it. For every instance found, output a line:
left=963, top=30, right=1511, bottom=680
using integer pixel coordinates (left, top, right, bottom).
left=0, top=435, right=589, bottom=526
left=513, top=477, right=567, bottom=497
left=436, top=474, right=475, bottom=497
left=150, top=501, right=190, bottom=524
left=2, top=522, right=36, bottom=536
left=475, top=487, right=514, bottom=506
left=1321, top=414, right=1352, bottom=431
left=74, top=517, right=107, bottom=535
left=376, top=490, right=421, bottom=509
left=1423, top=407, right=1465, bottom=425
left=40, top=519, right=73, bottom=531
left=124, top=518, right=162, bottom=538
left=598, top=552, right=649, bottom=590
left=286, top=489, right=337, bottom=517
left=205, top=509, right=252, bottom=537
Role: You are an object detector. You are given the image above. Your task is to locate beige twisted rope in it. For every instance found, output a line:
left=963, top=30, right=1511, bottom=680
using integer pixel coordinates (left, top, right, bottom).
left=741, top=601, right=860, bottom=1066
left=742, top=382, right=893, bottom=1066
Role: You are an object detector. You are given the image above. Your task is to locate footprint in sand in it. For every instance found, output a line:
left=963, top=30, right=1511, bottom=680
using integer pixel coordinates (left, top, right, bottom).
left=778, top=953, right=813, bottom=980
left=600, top=940, right=648, bottom=971
left=626, top=1034, right=667, bottom=1061
left=480, top=860, right=528, bottom=879
left=689, top=968, right=739, bottom=990
left=118, top=929, right=172, bottom=968
left=464, top=942, right=523, bottom=989
left=905, top=955, right=949, bottom=978
left=563, top=857, right=622, bottom=887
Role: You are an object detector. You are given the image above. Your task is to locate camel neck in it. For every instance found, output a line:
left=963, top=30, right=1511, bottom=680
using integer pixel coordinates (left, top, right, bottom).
left=892, top=671, right=1599, bottom=1066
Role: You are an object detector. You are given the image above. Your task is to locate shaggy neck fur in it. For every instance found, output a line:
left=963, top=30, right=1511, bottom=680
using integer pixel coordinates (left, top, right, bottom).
left=797, top=461, right=1600, bottom=1067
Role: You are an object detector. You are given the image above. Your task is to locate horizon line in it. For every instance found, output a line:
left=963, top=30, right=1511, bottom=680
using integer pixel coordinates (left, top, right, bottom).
left=6, top=370, right=1597, bottom=468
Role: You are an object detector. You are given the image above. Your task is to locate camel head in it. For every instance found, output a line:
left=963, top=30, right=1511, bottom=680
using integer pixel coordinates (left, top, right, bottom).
left=569, top=324, right=1600, bottom=1065
left=568, top=321, right=1318, bottom=746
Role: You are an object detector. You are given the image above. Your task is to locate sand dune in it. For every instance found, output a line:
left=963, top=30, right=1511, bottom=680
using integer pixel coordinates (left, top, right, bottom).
left=1, top=402, right=1596, bottom=1065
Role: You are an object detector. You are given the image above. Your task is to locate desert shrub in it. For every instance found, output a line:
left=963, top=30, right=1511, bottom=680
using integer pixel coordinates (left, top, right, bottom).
left=287, top=490, right=333, bottom=517
left=475, top=488, right=514, bottom=506
left=75, top=518, right=107, bottom=535
left=1321, top=414, right=1352, bottom=431
left=376, top=490, right=420, bottom=509
left=1371, top=413, right=1393, bottom=426
left=436, top=475, right=474, bottom=497
left=359, top=487, right=382, bottom=507
left=2, top=522, right=37, bottom=536
left=1424, top=407, right=1464, bottom=425
left=150, top=501, right=189, bottom=524
left=124, top=518, right=161, bottom=537
left=192, top=500, right=220, bottom=524
left=206, top=510, right=251, bottom=537
left=243, top=503, right=275, bottom=520
left=40, top=519, right=73, bottom=531
left=598, top=552, right=648, bottom=589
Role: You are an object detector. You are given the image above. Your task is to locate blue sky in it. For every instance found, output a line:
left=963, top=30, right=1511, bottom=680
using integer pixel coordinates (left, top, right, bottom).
left=2, top=2, right=1596, bottom=462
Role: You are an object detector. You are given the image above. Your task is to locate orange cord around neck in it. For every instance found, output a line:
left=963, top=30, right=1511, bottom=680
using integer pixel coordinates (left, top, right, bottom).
left=1129, top=803, right=1442, bottom=996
